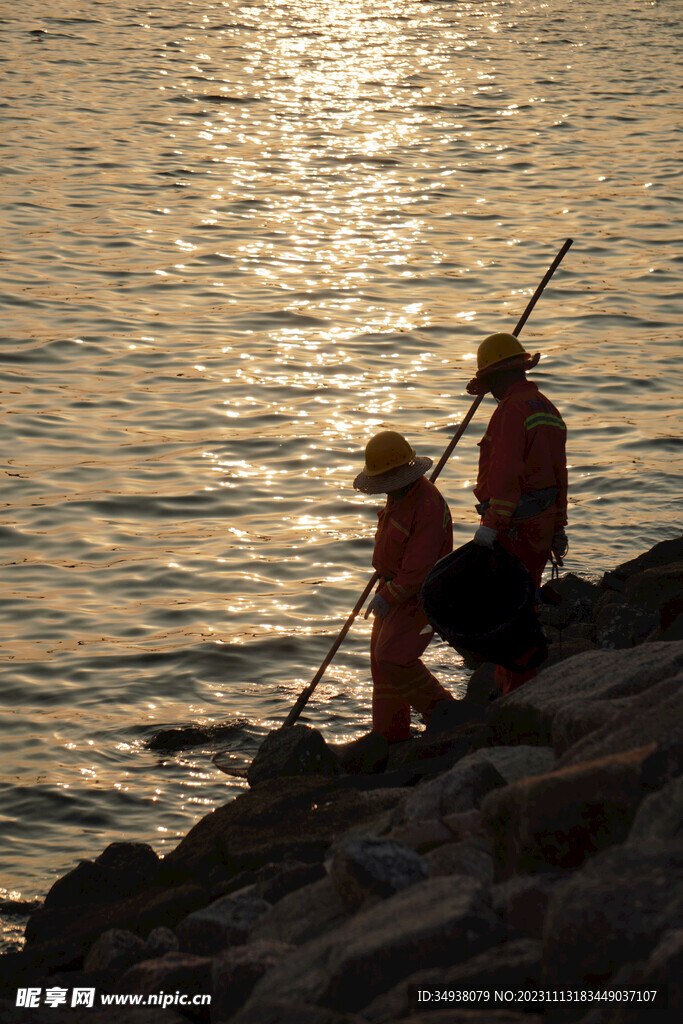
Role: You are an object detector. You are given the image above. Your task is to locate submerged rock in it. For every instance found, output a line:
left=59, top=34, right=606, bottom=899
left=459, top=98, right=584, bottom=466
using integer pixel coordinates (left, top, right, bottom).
left=146, top=719, right=248, bottom=751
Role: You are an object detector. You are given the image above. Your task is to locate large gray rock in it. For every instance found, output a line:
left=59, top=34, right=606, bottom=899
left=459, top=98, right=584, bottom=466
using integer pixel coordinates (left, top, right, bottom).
left=457, top=745, right=556, bottom=785
left=557, top=672, right=683, bottom=767
left=211, top=941, right=294, bottom=1021
left=160, top=777, right=403, bottom=885
left=247, top=726, right=342, bottom=787
left=362, top=937, right=542, bottom=1023
left=542, top=841, right=683, bottom=993
left=248, top=876, right=350, bottom=947
left=628, top=776, right=683, bottom=842
left=492, top=872, right=570, bottom=940
left=0, top=1002, right=189, bottom=1024
left=625, top=561, right=683, bottom=615
left=385, top=808, right=484, bottom=855
left=115, top=951, right=213, bottom=999
left=541, top=573, right=602, bottom=628
left=20, top=881, right=208, bottom=976
left=486, top=641, right=683, bottom=754
left=482, top=745, right=657, bottom=880
left=594, top=602, right=658, bottom=649
left=544, top=637, right=598, bottom=668
left=575, top=930, right=683, bottom=1024
left=424, top=838, right=493, bottom=887
left=254, top=860, right=326, bottom=904
left=397, top=1015, right=542, bottom=1024
left=398, top=757, right=506, bottom=824
left=242, top=876, right=501, bottom=1013
left=43, top=842, right=160, bottom=911
left=83, top=927, right=145, bottom=973
left=176, top=890, right=271, bottom=955
left=328, top=838, right=427, bottom=911
left=230, top=1003, right=367, bottom=1024
left=142, top=926, right=179, bottom=960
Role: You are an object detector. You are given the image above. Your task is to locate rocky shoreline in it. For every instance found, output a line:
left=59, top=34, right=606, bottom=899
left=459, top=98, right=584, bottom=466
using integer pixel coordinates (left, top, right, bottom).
left=1, top=537, right=681, bottom=1024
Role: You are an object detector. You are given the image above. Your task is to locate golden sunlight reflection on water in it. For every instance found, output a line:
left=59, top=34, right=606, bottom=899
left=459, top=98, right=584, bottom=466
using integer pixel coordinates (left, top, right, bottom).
left=0, top=0, right=681, bottom=913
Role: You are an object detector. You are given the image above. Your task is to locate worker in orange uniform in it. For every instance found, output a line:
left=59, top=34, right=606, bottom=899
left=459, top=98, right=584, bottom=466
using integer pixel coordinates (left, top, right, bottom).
left=354, top=431, right=457, bottom=743
left=467, top=333, right=568, bottom=695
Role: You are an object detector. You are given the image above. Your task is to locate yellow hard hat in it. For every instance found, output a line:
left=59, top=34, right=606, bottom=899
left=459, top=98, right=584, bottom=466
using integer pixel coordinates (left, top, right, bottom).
left=466, top=332, right=541, bottom=395
left=354, top=430, right=432, bottom=494
left=363, top=430, right=415, bottom=476
left=477, top=333, right=529, bottom=373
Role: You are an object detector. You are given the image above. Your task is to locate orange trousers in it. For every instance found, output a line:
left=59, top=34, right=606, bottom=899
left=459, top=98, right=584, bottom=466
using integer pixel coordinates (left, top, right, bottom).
left=494, top=506, right=556, bottom=695
left=371, top=601, right=454, bottom=743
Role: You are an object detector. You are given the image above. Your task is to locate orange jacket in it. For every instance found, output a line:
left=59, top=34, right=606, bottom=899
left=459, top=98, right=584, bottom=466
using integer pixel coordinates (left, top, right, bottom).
left=475, top=380, right=567, bottom=532
left=373, top=476, right=453, bottom=610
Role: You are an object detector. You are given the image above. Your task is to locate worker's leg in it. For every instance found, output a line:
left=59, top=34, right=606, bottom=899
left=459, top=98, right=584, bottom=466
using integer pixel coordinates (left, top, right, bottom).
left=498, top=506, right=557, bottom=587
left=371, top=602, right=454, bottom=741
left=495, top=508, right=556, bottom=695
left=371, top=613, right=412, bottom=743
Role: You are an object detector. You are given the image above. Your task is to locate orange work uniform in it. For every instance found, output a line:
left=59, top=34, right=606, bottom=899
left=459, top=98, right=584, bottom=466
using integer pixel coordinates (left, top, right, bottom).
left=370, top=476, right=454, bottom=742
left=475, top=380, right=567, bottom=693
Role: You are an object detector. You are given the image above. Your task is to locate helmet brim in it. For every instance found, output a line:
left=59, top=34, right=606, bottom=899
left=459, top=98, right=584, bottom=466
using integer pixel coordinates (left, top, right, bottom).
left=466, top=351, right=541, bottom=395
left=354, top=456, right=432, bottom=494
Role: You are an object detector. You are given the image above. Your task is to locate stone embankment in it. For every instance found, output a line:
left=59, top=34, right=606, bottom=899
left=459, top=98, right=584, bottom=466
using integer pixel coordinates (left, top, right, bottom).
left=1, top=537, right=681, bottom=1024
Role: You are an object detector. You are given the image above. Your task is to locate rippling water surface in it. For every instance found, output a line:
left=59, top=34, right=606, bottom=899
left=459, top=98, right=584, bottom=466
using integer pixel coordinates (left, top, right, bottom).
left=1, top=0, right=681, bottom=946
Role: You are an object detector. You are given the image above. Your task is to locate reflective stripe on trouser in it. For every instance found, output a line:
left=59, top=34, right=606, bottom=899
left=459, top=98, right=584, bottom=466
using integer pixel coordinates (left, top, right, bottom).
left=494, top=505, right=556, bottom=695
left=371, top=602, right=453, bottom=743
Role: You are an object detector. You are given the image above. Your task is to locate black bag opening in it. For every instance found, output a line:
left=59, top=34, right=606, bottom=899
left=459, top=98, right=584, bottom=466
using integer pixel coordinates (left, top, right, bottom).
left=420, top=541, right=548, bottom=672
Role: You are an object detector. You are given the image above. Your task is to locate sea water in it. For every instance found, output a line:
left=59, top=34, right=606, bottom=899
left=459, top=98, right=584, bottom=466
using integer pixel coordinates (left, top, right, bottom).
left=1, top=0, right=681, bottom=948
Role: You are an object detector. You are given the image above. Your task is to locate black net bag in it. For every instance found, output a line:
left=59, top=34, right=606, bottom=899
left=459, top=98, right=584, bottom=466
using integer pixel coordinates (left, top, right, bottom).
left=420, top=541, right=547, bottom=671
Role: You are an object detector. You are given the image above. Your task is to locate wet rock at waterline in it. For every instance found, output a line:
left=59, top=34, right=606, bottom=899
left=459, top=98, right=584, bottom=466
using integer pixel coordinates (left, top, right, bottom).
left=330, top=731, right=389, bottom=775
left=247, top=724, right=342, bottom=786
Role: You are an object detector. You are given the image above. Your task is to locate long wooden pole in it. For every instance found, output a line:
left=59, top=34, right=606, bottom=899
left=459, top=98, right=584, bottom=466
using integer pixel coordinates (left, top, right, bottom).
left=283, top=238, right=573, bottom=727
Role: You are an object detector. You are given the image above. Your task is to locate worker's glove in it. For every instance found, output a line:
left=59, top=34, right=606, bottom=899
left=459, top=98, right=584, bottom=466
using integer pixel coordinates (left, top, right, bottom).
left=551, top=529, right=569, bottom=561
left=365, top=593, right=391, bottom=620
left=473, top=525, right=498, bottom=548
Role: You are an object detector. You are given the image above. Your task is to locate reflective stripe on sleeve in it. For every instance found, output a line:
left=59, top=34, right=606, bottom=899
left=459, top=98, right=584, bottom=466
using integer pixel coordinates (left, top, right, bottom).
left=524, top=413, right=566, bottom=431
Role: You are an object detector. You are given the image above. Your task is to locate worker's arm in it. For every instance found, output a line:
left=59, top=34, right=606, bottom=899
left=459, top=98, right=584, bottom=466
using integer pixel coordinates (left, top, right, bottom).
left=377, top=495, right=451, bottom=606
left=481, top=402, right=526, bottom=531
